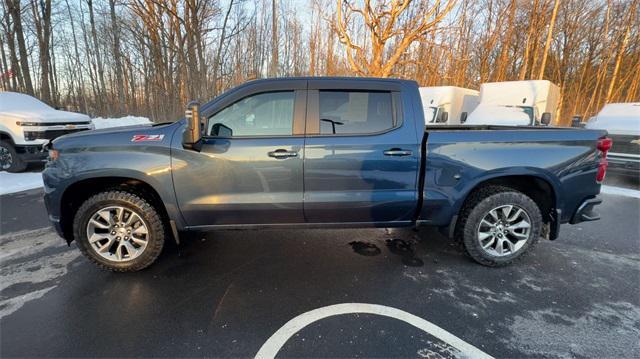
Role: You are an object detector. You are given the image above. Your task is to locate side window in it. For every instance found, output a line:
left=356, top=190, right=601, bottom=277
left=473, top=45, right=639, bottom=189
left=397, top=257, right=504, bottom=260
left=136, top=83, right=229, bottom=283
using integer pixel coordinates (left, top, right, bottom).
left=318, top=91, right=395, bottom=135
left=208, top=91, right=295, bottom=137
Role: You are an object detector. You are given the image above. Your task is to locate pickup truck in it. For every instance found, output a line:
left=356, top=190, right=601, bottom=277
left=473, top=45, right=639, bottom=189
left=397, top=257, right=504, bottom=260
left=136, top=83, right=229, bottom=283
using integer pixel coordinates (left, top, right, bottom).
left=1, top=92, right=93, bottom=172
left=42, top=77, right=610, bottom=272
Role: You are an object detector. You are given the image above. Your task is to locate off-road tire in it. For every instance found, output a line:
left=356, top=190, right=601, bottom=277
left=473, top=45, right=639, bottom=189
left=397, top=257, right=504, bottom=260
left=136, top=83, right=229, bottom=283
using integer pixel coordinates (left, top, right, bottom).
left=0, top=140, right=27, bottom=173
left=455, top=185, right=542, bottom=267
left=73, top=190, right=165, bottom=272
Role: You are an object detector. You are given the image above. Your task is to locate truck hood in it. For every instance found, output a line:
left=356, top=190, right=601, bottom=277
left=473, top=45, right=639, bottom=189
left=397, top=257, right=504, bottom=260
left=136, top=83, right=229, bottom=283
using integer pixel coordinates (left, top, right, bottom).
left=0, top=109, right=91, bottom=123
left=52, top=121, right=181, bottom=150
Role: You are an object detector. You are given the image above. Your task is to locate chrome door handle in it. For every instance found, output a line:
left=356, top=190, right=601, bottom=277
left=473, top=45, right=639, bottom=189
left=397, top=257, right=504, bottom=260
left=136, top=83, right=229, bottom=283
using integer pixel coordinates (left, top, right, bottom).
left=383, top=148, right=412, bottom=156
left=268, top=149, right=298, bottom=159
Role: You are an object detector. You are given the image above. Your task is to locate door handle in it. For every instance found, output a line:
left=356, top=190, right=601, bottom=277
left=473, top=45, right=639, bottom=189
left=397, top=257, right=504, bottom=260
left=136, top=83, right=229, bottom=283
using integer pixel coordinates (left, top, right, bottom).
left=268, top=149, right=298, bottom=159
left=383, top=148, right=412, bottom=157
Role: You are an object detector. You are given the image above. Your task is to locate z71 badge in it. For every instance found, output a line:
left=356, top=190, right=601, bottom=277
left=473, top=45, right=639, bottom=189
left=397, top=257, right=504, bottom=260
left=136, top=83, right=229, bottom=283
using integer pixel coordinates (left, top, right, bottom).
left=131, top=134, right=165, bottom=142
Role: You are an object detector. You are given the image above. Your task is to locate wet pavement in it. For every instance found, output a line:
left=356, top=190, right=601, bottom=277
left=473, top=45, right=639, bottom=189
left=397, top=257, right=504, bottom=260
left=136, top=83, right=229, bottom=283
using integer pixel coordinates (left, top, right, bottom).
left=1, top=175, right=639, bottom=358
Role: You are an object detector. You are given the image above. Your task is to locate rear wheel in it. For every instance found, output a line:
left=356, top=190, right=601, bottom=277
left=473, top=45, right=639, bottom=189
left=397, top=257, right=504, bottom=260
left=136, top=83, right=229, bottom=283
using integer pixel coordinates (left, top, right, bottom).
left=456, top=186, right=542, bottom=266
left=73, top=191, right=165, bottom=272
left=0, top=140, right=27, bottom=173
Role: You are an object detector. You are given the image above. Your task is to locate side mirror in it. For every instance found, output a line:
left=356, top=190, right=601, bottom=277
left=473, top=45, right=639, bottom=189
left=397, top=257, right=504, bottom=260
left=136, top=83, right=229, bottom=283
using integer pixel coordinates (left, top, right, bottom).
left=460, top=112, right=468, bottom=124
left=211, top=123, right=233, bottom=137
left=183, top=100, right=202, bottom=150
left=438, top=111, right=449, bottom=123
left=540, top=112, right=551, bottom=126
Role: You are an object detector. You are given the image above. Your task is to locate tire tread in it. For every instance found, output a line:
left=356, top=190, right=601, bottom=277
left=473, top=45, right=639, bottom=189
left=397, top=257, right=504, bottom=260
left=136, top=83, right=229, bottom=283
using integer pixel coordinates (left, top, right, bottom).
left=455, top=185, right=542, bottom=267
left=73, top=190, right=165, bottom=272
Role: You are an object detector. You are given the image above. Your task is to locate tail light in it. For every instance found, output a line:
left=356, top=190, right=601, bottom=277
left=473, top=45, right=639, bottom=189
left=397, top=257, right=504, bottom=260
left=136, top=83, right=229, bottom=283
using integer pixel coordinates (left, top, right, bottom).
left=595, top=137, right=612, bottom=183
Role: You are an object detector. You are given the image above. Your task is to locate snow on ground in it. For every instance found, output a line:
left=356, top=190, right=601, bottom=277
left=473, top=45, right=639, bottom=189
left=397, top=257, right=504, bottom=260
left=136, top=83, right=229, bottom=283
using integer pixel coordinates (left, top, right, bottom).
left=600, top=185, right=640, bottom=199
left=0, top=171, right=43, bottom=195
left=91, top=116, right=151, bottom=129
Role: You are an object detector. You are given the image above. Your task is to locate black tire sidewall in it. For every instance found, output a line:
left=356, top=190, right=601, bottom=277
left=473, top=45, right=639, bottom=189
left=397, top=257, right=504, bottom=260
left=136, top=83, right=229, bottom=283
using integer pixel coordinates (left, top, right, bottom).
left=73, top=191, right=165, bottom=272
left=462, top=190, right=542, bottom=266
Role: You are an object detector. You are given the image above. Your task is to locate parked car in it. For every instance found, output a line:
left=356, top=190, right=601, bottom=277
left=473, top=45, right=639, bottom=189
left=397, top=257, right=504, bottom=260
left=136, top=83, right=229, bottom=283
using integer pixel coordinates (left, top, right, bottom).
left=43, top=77, right=609, bottom=272
left=0, top=92, right=93, bottom=172
left=466, top=80, right=559, bottom=126
left=418, top=86, right=479, bottom=125
left=586, top=102, right=640, bottom=176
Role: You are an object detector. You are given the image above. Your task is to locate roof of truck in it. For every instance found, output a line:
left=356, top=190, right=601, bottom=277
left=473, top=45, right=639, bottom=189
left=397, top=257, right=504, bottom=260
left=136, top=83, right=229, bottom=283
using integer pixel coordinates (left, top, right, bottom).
left=585, top=102, right=640, bottom=135
left=241, top=76, right=418, bottom=84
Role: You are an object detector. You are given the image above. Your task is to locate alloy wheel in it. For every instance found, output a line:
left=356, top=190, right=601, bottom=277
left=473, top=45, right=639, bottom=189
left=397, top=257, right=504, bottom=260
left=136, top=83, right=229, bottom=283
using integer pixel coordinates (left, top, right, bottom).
left=477, top=204, right=532, bottom=257
left=86, top=206, right=149, bottom=262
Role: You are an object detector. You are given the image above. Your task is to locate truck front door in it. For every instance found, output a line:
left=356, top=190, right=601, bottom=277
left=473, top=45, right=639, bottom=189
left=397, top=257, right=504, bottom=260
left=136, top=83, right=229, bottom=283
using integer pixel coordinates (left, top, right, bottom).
left=172, top=80, right=307, bottom=226
left=302, top=80, right=420, bottom=225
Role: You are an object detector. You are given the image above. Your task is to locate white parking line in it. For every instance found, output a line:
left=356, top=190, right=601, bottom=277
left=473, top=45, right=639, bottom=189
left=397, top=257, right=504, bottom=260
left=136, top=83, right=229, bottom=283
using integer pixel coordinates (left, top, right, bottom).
left=601, top=185, right=640, bottom=199
left=255, top=303, right=493, bottom=359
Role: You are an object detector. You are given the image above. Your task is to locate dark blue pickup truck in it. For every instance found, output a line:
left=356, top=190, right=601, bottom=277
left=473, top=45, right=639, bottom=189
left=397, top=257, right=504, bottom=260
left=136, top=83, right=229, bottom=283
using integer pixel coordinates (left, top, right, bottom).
left=43, top=77, right=610, bottom=272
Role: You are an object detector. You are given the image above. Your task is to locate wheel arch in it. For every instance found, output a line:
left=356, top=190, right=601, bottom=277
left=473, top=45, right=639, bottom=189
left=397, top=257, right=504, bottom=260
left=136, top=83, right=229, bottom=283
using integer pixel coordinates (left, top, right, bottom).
left=0, top=131, right=13, bottom=140
left=449, top=174, right=558, bottom=240
left=459, top=175, right=557, bottom=223
left=58, top=176, right=177, bottom=243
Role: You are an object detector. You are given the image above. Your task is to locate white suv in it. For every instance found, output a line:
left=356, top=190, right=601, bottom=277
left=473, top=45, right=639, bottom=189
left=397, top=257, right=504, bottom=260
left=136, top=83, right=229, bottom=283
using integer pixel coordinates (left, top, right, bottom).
left=0, top=92, right=93, bottom=172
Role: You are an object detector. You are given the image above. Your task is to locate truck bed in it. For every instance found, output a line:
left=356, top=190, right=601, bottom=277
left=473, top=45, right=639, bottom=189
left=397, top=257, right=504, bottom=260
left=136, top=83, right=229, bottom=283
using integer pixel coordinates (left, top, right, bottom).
left=425, top=124, right=580, bottom=131
left=419, top=126, right=607, bottom=237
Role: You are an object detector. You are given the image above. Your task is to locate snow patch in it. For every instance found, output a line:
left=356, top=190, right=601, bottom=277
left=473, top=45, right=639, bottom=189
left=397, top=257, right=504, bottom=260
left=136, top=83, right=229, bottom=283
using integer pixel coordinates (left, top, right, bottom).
left=0, top=171, right=44, bottom=195
left=91, top=116, right=151, bottom=129
left=0, top=228, right=80, bottom=319
left=601, top=185, right=640, bottom=199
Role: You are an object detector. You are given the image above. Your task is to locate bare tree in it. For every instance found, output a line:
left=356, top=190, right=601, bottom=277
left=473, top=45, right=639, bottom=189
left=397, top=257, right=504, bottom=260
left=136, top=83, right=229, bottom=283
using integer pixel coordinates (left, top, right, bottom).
left=333, top=0, right=456, bottom=77
left=538, top=0, right=561, bottom=79
left=5, top=0, right=34, bottom=95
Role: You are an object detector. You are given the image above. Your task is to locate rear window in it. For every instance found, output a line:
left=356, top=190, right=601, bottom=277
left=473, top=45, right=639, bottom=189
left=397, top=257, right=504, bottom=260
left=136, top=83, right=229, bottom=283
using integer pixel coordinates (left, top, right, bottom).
left=318, top=91, right=395, bottom=135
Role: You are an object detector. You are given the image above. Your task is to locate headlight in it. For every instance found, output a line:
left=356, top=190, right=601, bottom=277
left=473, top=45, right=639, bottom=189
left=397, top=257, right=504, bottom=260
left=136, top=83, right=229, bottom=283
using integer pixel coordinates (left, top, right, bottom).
left=16, top=121, right=40, bottom=126
left=48, top=149, right=59, bottom=161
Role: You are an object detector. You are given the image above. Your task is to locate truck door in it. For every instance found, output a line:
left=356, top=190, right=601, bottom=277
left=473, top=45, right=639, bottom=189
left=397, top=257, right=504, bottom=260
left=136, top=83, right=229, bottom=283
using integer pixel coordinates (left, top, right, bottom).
left=172, top=80, right=307, bottom=226
left=302, top=80, right=420, bottom=224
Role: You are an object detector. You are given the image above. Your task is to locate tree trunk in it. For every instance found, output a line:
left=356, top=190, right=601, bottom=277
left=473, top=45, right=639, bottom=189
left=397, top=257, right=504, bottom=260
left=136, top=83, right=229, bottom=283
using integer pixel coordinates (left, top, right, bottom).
left=6, top=0, right=34, bottom=95
left=605, top=0, right=636, bottom=103
left=88, top=0, right=107, bottom=110
left=270, top=0, right=279, bottom=77
left=110, top=0, right=126, bottom=114
left=65, top=0, right=88, bottom=113
left=538, top=0, right=561, bottom=80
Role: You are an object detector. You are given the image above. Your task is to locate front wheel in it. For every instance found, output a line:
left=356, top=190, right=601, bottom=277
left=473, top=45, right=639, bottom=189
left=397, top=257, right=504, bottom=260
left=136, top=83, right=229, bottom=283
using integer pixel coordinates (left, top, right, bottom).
left=73, top=191, right=165, bottom=272
left=456, top=186, right=542, bottom=267
left=0, top=140, right=27, bottom=173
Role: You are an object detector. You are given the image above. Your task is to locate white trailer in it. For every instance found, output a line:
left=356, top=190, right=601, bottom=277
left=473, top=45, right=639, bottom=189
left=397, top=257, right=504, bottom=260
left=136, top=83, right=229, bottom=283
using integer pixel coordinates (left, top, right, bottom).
left=419, top=86, right=479, bottom=125
left=466, top=80, right=560, bottom=126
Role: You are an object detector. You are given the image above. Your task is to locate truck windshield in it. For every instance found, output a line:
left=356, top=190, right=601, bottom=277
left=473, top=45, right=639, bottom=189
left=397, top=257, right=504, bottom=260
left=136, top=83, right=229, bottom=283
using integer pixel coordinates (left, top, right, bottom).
left=518, top=106, right=535, bottom=123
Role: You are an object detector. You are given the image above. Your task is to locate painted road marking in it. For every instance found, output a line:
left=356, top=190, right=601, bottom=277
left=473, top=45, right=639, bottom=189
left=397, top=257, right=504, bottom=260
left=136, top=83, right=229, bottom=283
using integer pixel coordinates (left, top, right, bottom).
left=601, top=185, right=640, bottom=199
left=255, top=303, right=494, bottom=359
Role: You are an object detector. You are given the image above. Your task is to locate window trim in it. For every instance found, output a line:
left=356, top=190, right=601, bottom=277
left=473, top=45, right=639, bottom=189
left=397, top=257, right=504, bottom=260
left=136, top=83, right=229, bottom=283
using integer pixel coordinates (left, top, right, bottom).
left=202, top=89, right=306, bottom=139
left=305, top=89, right=403, bottom=137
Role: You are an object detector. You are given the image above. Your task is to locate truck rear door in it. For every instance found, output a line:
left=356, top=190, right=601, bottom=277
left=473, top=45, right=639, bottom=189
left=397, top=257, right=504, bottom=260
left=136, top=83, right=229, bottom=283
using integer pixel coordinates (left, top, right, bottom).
left=302, top=79, right=420, bottom=224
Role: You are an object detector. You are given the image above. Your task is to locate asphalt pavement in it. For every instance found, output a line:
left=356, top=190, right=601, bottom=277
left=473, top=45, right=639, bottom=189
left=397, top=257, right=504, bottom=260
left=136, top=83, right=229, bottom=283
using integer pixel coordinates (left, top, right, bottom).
left=1, top=174, right=639, bottom=358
